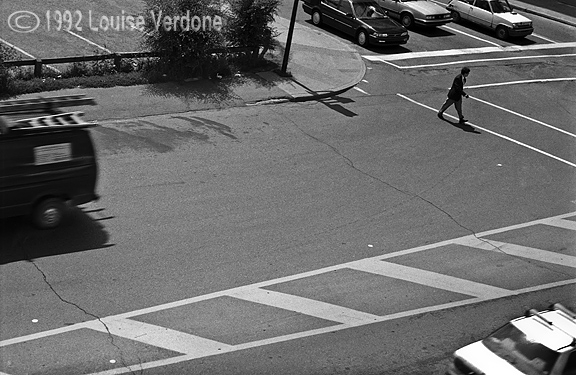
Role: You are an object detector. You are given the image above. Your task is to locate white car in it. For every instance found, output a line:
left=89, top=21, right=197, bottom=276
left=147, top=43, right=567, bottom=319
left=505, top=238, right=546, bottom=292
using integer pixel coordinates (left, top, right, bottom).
left=447, top=303, right=576, bottom=375
left=376, top=0, right=453, bottom=28
left=446, top=0, right=534, bottom=39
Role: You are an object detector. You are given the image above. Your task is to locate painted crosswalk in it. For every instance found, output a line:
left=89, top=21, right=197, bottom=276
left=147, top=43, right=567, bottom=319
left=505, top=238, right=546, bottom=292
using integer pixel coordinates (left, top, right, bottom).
left=1, top=212, right=576, bottom=375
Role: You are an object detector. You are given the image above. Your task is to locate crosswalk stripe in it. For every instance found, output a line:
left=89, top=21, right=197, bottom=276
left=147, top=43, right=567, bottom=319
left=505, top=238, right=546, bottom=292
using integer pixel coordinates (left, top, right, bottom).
left=348, top=259, right=510, bottom=299
left=453, top=237, right=576, bottom=268
left=545, top=218, right=576, bottom=231
left=87, top=318, right=232, bottom=356
left=362, top=42, right=576, bottom=62
left=228, top=288, right=380, bottom=324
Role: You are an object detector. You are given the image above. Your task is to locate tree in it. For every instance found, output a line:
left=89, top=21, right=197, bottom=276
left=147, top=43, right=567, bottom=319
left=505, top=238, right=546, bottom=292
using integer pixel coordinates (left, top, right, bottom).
left=225, top=0, right=280, bottom=59
left=0, top=44, right=16, bottom=94
left=141, top=0, right=227, bottom=77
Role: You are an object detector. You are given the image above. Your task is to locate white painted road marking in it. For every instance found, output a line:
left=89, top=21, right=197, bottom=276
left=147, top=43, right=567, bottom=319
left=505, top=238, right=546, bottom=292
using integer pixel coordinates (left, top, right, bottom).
left=87, top=318, right=233, bottom=356
left=441, top=25, right=502, bottom=47
left=469, top=93, right=576, bottom=139
left=362, top=42, right=576, bottom=62
left=348, top=259, right=510, bottom=298
left=453, top=237, right=576, bottom=268
left=353, top=86, right=370, bottom=95
left=466, top=77, right=576, bottom=89
left=228, top=288, right=381, bottom=324
left=2, top=212, right=576, bottom=375
left=547, top=218, right=576, bottom=231
left=396, top=93, right=576, bottom=169
left=374, top=53, right=576, bottom=70
left=66, top=30, right=112, bottom=53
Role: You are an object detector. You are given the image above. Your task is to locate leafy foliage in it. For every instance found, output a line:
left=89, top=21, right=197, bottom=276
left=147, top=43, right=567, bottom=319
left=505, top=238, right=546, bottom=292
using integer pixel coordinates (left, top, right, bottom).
left=225, top=0, right=280, bottom=58
left=0, top=44, right=17, bottom=94
left=141, top=0, right=227, bottom=77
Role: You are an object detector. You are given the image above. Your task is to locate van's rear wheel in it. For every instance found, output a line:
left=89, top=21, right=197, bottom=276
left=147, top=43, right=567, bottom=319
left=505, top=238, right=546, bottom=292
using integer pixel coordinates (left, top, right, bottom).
left=32, top=198, right=65, bottom=229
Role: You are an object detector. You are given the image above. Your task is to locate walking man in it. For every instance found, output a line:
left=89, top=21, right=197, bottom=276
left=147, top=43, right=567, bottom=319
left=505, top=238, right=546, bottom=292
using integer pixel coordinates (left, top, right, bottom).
left=438, top=67, right=470, bottom=123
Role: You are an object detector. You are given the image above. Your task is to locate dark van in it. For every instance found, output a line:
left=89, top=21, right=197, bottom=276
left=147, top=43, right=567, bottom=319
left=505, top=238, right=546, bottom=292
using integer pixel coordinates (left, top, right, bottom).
left=0, top=95, right=99, bottom=229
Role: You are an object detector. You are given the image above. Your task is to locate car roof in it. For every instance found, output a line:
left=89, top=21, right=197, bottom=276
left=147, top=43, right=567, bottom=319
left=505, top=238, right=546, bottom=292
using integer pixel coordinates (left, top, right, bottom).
left=511, top=307, right=576, bottom=352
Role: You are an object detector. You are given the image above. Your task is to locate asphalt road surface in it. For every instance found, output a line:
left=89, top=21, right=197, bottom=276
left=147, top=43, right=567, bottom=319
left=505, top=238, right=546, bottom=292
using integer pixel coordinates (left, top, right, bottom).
left=1, top=1, right=576, bottom=375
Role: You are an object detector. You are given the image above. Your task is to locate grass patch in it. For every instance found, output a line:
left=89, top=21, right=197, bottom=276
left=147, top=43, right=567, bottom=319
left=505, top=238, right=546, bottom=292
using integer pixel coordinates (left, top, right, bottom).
left=1, top=50, right=281, bottom=99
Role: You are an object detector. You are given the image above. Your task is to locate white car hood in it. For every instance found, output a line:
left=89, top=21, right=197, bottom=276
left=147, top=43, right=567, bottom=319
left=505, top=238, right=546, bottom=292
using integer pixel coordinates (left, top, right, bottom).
left=406, top=1, right=449, bottom=15
left=496, top=12, right=531, bottom=23
left=454, top=341, right=526, bottom=375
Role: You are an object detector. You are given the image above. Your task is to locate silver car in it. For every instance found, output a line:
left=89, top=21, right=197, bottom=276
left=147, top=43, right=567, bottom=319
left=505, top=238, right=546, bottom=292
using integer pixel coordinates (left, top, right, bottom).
left=447, top=0, right=534, bottom=39
left=376, top=0, right=453, bottom=28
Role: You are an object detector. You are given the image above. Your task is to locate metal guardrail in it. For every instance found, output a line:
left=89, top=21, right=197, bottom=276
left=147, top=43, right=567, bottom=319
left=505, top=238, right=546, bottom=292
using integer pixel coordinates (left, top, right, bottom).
left=3, top=46, right=260, bottom=78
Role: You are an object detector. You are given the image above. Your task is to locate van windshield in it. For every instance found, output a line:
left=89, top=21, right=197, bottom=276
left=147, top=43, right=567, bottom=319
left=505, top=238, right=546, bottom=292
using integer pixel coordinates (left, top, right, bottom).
left=482, top=323, right=559, bottom=375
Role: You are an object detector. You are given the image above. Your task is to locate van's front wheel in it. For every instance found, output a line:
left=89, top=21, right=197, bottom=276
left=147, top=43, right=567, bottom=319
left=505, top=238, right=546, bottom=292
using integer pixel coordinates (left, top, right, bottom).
left=32, top=198, right=65, bottom=229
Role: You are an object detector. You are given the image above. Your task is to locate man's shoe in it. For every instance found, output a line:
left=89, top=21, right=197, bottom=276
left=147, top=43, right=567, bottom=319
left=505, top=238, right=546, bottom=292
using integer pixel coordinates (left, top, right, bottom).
left=459, top=118, right=468, bottom=123
left=437, top=113, right=444, bottom=120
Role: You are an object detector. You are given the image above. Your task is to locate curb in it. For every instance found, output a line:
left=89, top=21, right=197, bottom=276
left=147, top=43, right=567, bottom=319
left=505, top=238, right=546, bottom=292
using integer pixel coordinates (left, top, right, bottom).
left=509, top=1, right=576, bottom=27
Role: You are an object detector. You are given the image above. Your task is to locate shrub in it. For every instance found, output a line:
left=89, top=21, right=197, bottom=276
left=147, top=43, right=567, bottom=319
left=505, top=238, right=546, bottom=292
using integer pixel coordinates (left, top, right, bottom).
left=0, top=44, right=17, bottom=95
left=141, top=0, right=227, bottom=78
left=225, top=0, right=280, bottom=59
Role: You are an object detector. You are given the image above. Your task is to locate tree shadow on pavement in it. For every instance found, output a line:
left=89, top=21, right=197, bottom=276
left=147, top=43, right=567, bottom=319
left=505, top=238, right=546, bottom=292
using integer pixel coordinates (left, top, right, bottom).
left=0, top=206, right=113, bottom=265
left=142, top=79, right=240, bottom=102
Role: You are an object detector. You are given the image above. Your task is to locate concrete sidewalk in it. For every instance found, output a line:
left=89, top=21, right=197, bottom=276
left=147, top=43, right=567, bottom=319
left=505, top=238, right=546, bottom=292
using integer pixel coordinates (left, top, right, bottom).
left=14, top=16, right=366, bottom=121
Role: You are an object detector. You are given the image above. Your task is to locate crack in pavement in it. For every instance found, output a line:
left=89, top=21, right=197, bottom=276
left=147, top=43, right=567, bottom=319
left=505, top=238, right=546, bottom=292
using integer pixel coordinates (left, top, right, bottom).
left=12, top=226, right=144, bottom=375
left=280, top=108, right=576, bottom=277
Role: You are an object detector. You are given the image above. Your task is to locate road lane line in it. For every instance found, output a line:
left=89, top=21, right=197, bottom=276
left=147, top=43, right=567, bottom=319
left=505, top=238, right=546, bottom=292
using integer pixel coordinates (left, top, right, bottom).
left=453, top=237, right=576, bottom=268
left=384, top=53, right=576, bottom=69
left=362, top=42, right=576, bottom=62
left=353, top=86, right=370, bottom=95
left=348, top=259, right=509, bottom=298
left=532, top=33, right=557, bottom=44
left=3, top=212, right=576, bottom=349
left=440, top=25, right=502, bottom=47
left=469, top=95, right=576, bottom=139
left=66, top=30, right=112, bottom=53
left=467, top=77, right=576, bottom=89
left=0, top=38, right=61, bottom=73
left=228, top=288, right=380, bottom=323
left=396, top=94, right=576, bottom=169
left=546, top=218, right=576, bottom=231
left=87, top=318, right=233, bottom=356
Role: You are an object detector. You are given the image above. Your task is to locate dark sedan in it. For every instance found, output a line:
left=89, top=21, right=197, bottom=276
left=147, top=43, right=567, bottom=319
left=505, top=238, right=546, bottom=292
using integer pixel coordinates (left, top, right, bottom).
left=302, top=0, right=409, bottom=47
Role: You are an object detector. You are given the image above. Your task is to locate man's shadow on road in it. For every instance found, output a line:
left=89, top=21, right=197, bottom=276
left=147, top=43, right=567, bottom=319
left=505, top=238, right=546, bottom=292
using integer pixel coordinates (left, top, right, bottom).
left=439, top=118, right=481, bottom=134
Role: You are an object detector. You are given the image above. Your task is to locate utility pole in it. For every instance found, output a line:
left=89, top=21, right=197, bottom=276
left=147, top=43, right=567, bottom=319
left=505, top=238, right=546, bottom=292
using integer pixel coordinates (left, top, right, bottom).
left=279, top=0, right=299, bottom=76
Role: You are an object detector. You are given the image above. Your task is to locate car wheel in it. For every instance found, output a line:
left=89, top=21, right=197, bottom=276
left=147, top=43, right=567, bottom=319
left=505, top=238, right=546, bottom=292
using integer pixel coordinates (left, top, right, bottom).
left=401, top=13, right=414, bottom=28
left=32, top=197, right=66, bottom=229
left=451, top=11, right=461, bottom=22
left=312, top=10, right=322, bottom=26
left=496, top=26, right=509, bottom=40
left=356, top=30, right=368, bottom=46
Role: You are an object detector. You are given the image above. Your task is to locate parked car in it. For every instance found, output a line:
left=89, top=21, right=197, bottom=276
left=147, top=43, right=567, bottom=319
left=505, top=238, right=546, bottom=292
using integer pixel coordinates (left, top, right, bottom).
left=447, top=303, right=576, bottom=375
left=446, top=0, right=534, bottom=39
left=376, top=0, right=453, bottom=28
left=302, top=0, right=409, bottom=47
